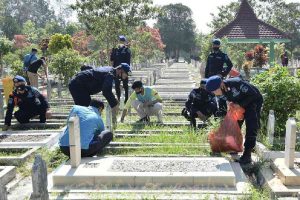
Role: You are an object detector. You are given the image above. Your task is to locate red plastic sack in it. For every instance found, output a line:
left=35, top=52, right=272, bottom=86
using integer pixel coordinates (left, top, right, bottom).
left=208, top=103, right=245, bottom=153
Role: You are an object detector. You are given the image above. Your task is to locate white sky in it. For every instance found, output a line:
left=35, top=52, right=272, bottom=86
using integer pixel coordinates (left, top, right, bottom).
left=52, top=0, right=300, bottom=34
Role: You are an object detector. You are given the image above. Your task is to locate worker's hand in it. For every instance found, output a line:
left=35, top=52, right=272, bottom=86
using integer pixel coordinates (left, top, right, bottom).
left=2, top=125, right=9, bottom=131
left=196, top=111, right=207, bottom=121
left=46, top=110, right=52, bottom=119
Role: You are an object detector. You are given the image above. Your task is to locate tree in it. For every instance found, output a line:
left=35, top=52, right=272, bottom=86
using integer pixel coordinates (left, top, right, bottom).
left=22, top=20, right=39, bottom=43
left=72, top=31, right=94, bottom=56
left=49, top=48, right=87, bottom=84
left=48, top=34, right=73, bottom=54
left=156, top=3, right=196, bottom=59
left=13, top=35, right=30, bottom=49
left=72, top=0, right=157, bottom=63
left=0, top=36, right=13, bottom=76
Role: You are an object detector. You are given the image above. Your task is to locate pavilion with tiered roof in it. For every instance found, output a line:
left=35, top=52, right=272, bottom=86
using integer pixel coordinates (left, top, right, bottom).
left=214, top=0, right=290, bottom=65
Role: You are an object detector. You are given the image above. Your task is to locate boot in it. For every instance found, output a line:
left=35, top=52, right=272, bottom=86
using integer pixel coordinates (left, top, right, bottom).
left=236, top=150, right=252, bottom=164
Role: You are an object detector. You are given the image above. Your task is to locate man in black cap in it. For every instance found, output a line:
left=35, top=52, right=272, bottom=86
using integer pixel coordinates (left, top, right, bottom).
left=183, top=79, right=226, bottom=128
left=3, top=75, right=51, bottom=131
left=110, top=35, right=131, bottom=104
left=205, top=39, right=233, bottom=79
left=206, top=75, right=263, bottom=164
left=68, top=64, right=131, bottom=116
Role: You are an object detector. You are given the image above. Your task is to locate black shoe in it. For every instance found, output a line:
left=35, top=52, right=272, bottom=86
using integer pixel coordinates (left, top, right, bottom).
left=235, top=154, right=252, bottom=164
left=138, top=116, right=150, bottom=123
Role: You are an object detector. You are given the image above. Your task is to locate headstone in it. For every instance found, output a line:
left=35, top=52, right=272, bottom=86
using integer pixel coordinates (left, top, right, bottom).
left=46, top=80, right=51, bottom=101
left=69, top=116, right=81, bottom=168
left=30, top=155, right=49, bottom=200
left=0, top=93, right=4, bottom=119
left=267, top=110, right=275, bottom=146
left=284, top=118, right=297, bottom=168
left=0, top=184, right=7, bottom=200
left=106, top=105, right=113, bottom=132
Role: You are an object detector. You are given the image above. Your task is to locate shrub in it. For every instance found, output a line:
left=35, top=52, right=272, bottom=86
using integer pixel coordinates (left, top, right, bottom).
left=3, top=52, right=23, bottom=76
left=252, top=66, right=300, bottom=135
left=49, top=48, right=87, bottom=84
left=48, top=34, right=72, bottom=54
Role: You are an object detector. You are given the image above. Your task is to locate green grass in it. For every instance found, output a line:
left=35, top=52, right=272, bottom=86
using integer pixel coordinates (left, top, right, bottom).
left=0, top=148, right=28, bottom=157
left=114, top=131, right=208, bottom=144
left=116, top=123, right=186, bottom=131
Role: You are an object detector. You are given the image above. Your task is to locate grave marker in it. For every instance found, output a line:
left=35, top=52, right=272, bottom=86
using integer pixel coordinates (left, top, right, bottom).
left=267, top=110, right=275, bottom=146
left=284, top=118, right=297, bottom=168
left=30, top=155, right=49, bottom=200
left=0, top=184, right=7, bottom=200
left=69, top=116, right=81, bottom=168
left=106, top=105, right=113, bottom=132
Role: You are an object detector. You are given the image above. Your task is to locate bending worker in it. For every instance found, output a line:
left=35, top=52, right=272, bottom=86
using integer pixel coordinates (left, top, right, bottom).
left=120, top=81, right=163, bottom=123
left=3, top=75, right=51, bottom=131
left=59, top=99, right=113, bottom=157
left=69, top=63, right=131, bottom=107
left=206, top=76, right=263, bottom=164
left=27, top=56, right=48, bottom=88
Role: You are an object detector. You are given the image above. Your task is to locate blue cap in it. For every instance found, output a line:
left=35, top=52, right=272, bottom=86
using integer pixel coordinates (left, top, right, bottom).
left=119, top=63, right=132, bottom=75
left=119, top=35, right=126, bottom=42
left=212, top=38, right=221, bottom=45
left=13, top=75, right=26, bottom=83
left=206, top=76, right=222, bottom=92
left=200, top=79, right=207, bottom=86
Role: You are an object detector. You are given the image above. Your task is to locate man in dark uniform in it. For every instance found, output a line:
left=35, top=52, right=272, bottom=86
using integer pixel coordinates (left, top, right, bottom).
left=183, top=79, right=226, bottom=128
left=68, top=64, right=131, bottom=110
left=3, top=75, right=51, bottom=131
left=110, top=35, right=131, bottom=104
left=205, top=39, right=233, bottom=78
left=206, top=76, right=263, bottom=164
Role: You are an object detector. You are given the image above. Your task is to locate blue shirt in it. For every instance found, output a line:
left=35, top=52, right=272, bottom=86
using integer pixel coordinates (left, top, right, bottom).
left=59, top=106, right=105, bottom=149
left=23, top=53, right=38, bottom=70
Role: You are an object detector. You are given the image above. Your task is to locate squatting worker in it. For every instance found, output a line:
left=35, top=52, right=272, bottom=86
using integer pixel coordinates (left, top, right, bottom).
left=183, top=79, right=226, bottom=128
left=27, top=56, right=48, bottom=88
left=110, top=35, right=131, bottom=104
left=3, top=75, right=51, bottom=131
left=59, top=99, right=113, bottom=157
left=206, top=76, right=263, bottom=164
left=205, top=39, right=233, bottom=78
left=120, top=81, right=163, bottom=123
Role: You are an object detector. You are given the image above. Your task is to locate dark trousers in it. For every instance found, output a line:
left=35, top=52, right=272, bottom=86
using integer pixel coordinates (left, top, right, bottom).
left=14, top=108, right=47, bottom=124
left=60, top=130, right=113, bottom=157
left=114, top=77, right=129, bottom=103
left=69, top=81, right=91, bottom=107
left=239, top=100, right=263, bottom=153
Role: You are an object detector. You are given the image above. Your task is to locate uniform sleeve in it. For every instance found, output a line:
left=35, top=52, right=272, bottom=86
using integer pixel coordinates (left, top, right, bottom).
left=124, top=92, right=136, bottom=110
left=185, top=91, right=194, bottom=110
left=205, top=56, right=210, bottom=78
left=110, top=48, right=115, bottom=62
left=33, top=88, right=50, bottom=110
left=102, top=75, right=118, bottom=108
left=125, top=48, right=131, bottom=65
left=5, top=94, right=15, bottom=126
left=221, top=54, right=233, bottom=77
left=151, top=89, right=162, bottom=101
left=238, top=83, right=261, bottom=108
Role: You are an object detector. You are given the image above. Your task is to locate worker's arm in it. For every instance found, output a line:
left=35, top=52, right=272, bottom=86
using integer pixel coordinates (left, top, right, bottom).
left=150, top=89, right=162, bottom=105
left=120, top=92, right=136, bottom=122
left=102, top=75, right=118, bottom=108
left=204, top=56, right=210, bottom=78
left=4, top=94, right=15, bottom=128
left=221, top=54, right=233, bottom=77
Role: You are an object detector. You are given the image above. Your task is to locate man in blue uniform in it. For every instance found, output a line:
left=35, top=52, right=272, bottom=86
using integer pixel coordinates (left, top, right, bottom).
left=68, top=63, right=131, bottom=109
left=3, top=75, right=51, bottom=131
left=205, top=39, right=233, bottom=79
left=110, top=35, right=131, bottom=104
left=59, top=99, right=113, bottom=157
left=183, top=79, right=226, bottom=128
left=23, top=48, right=38, bottom=72
left=206, top=76, right=263, bottom=164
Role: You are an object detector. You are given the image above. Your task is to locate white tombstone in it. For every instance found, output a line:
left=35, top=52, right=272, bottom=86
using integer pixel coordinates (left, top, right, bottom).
left=105, top=105, right=113, bottom=132
left=46, top=79, right=51, bottom=101
left=68, top=116, right=81, bottom=168
left=0, top=184, right=7, bottom=200
left=284, top=118, right=297, bottom=168
left=267, top=110, right=275, bottom=146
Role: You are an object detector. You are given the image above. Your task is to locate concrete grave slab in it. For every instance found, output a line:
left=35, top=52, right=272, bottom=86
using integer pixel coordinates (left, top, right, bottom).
left=0, top=166, right=16, bottom=186
left=52, top=157, right=237, bottom=188
left=0, top=130, right=63, bottom=148
left=0, top=147, right=39, bottom=166
left=272, top=158, right=300, bottom=186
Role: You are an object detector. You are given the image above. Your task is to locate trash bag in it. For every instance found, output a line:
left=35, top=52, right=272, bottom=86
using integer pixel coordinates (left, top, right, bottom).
left=208, top=102, right=245, bottom=153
